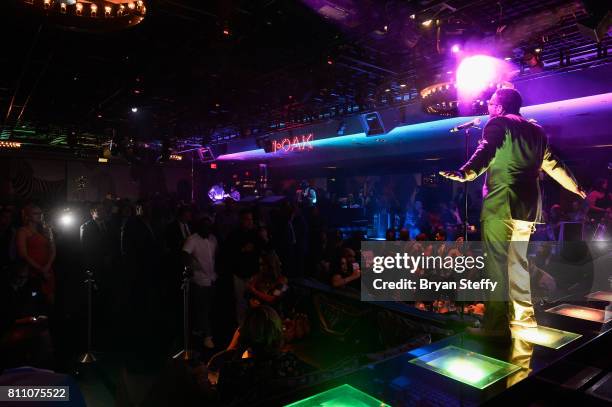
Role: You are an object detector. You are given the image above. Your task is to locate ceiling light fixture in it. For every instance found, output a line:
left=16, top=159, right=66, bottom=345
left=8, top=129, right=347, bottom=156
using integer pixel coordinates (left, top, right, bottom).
left=21, top=0, right=146, bottom=30
left=0, top=141, right=22, bottom=149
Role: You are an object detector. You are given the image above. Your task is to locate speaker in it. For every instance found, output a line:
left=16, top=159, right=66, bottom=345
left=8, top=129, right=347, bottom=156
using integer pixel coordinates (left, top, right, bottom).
left=258, top=137, right=275, bottom=153
left=263, top=139, right=276, bottom=153
left=362, top=112, right=385, bottom=136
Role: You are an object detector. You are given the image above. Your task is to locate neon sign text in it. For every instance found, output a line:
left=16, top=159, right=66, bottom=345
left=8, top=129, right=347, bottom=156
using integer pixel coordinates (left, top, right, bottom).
left=272, top=133, right=314, bottom=153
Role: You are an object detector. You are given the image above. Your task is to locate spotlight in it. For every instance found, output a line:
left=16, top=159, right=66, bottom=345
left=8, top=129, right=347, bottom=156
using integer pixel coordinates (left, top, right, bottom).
left=451, top=44, right=461, bottom=53
left=76, top=2, right=83, bottom=15
left=456, top=55, right=502, bottom=97
left=422, top=19, right=433, bottom=27
left=128, top=2, right=135, bottom=10
left=59, top=212, right=75, bottom=228
left=131, top=107, right=138, bottom=113
left=90, top=3, right=97, bottom=16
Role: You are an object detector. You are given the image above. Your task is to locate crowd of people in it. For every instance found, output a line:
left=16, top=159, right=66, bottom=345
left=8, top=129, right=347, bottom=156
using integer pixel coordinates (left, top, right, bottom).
left=0, top=175, right=610, bottom=402
left=0, top=194, right=360, bottom=402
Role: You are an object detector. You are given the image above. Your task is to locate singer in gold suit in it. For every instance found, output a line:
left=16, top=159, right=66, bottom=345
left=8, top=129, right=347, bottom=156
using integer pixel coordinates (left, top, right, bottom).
left=440, top=88, right=586, bottom=336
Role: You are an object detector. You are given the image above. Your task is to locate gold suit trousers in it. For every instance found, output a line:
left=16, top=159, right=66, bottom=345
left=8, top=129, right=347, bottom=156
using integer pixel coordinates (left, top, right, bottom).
left=481, top=219, right=536, bottom=330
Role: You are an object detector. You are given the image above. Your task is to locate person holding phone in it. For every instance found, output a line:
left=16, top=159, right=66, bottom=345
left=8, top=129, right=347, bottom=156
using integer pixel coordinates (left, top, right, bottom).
left=331, top=256, right=361, bottom=289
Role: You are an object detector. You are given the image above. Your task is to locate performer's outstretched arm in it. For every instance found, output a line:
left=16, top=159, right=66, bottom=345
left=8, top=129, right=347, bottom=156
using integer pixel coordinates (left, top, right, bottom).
left=541, top=144, right=586, bottom=198
left=439, top=118, right=505, bottom=182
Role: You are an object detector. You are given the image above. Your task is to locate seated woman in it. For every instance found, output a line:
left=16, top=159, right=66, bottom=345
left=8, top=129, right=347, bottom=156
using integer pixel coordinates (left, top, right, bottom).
left=217, top=306, right=313, bottom=403
left=330, top=255, right=361, bottom=289
left=246, top=252, right=288, bottom=310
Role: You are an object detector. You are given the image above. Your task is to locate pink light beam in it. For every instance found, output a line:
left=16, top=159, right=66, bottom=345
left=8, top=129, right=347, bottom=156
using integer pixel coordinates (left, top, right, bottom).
left=456, top=55, right=512, bottom=100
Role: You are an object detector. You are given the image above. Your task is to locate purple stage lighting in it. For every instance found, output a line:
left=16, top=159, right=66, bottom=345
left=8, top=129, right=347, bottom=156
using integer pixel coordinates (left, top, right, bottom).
left=451, top=44, right=461, bottom=54
left=456, top=55, right=498, bottom=96
left=455, top=55, right=514, bottom=114
left=457, top=55, right=512, bottom=97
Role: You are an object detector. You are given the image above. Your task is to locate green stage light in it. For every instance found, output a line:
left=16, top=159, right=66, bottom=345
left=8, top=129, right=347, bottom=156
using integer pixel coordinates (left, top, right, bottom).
left=586, top=291, right=612, bottom=302
left=511, top=326, right=582, bottom=349
left=409, top=346, right=521, bottom=389
left=284, top=384, right=389, bottom=407
left=545, top=304, right=612, bottom=323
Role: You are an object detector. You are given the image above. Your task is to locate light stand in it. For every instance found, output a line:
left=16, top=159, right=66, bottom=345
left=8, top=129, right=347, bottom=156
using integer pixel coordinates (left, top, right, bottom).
left=172, top=266, right=193, bottom=361
left=79, top=270, right=97, bottom=364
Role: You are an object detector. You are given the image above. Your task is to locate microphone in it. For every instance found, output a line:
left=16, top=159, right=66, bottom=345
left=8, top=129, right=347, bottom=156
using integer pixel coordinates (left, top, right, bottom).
left=449, top=117, right=482, bottom=133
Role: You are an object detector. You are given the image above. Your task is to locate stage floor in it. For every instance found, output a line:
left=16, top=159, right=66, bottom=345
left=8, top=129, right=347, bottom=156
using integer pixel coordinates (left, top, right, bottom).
left=278, top=297, right=612, bottom=406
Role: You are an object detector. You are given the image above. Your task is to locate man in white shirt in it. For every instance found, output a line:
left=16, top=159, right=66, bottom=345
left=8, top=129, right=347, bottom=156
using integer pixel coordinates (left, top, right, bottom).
left=182, top=217, right=217, bottom=349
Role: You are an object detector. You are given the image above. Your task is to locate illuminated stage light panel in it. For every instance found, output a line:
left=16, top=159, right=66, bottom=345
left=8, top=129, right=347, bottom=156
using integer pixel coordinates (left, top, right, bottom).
left=512, top=326, right=582, bottom=349
left=585, top=291, right=612, bottom=302
left=409, top=346, right=520, bottom=389
left=284, top=384, right=390, bottom=407
left=545, top=304, right=612, bottom=323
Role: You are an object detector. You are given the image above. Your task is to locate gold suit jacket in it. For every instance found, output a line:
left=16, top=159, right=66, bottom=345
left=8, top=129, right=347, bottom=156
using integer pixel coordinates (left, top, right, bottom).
left=460, top=114, right=580, bottom=222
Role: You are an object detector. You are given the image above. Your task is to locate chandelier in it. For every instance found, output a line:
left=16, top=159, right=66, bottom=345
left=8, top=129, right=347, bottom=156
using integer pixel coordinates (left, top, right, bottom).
left=420, top=80, right=514, bottom=117
left=20, top=0, right=147, bottom=32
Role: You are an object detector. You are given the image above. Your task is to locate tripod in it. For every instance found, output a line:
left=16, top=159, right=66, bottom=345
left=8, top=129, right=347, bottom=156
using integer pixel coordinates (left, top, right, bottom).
left=173, top=266, right=193, bottom=361
left=79, top=270, right=97, bottom=364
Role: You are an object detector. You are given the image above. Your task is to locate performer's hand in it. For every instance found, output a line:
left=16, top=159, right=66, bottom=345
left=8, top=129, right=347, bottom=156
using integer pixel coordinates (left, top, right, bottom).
left=576, top=187, right=587, bottom=199
left=439, top=170, right=467, bottom=182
